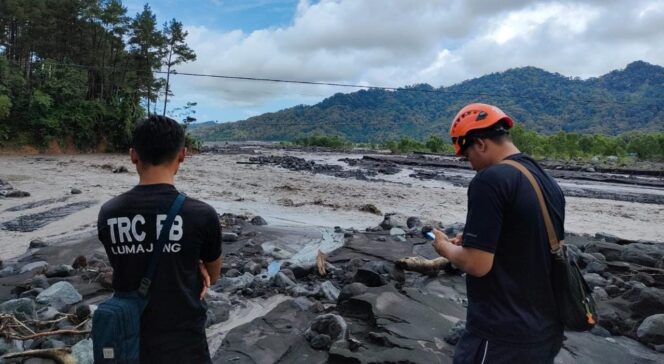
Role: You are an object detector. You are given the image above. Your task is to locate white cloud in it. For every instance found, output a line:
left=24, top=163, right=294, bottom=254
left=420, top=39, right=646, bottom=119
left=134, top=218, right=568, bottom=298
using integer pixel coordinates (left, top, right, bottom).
left=167, top=0, right=664, bottom=118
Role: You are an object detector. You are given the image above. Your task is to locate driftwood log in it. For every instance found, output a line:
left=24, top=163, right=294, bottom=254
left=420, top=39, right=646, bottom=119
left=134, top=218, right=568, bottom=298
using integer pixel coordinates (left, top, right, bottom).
left=395, top=256, right=450, bottom=276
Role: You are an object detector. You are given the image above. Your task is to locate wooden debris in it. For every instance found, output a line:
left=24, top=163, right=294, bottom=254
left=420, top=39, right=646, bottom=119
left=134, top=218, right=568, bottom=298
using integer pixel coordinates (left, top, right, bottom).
left=395, top=256, right=450, bottom=276
left=316, top=250, right=327, bottom=276
left=2, top=348, right=75, bottom=364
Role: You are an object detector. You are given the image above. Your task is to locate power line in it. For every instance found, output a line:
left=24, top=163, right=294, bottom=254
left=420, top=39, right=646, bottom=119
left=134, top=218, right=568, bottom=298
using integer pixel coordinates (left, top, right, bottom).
left=35, top=60, right=651, bottom=107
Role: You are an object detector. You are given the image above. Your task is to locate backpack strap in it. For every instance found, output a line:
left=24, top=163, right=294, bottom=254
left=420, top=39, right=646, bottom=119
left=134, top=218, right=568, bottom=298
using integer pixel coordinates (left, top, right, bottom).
left=499, top=160, right=563, bottom=253
left=138, top=192, right=186, bottom=297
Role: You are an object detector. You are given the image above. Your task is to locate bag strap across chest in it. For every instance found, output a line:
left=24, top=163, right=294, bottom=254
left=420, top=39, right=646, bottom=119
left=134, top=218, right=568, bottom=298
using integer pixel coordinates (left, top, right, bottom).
left=499, top=160, right=563, bottom=253
left=138, top=192, right=186, bottom=296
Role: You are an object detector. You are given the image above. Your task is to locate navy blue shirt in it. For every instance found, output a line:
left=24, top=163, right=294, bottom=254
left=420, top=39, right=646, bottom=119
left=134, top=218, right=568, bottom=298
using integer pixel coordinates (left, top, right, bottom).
left=98, top=184, right=222, bottom=352
left=462, top=153, right=564, bottom=344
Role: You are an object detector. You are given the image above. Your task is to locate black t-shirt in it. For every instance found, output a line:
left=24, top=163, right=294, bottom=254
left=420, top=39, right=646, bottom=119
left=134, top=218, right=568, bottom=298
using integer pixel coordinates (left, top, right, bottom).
left=462, top=153, right=564, bottom=344
left=97, top=184, right=222, bottom=350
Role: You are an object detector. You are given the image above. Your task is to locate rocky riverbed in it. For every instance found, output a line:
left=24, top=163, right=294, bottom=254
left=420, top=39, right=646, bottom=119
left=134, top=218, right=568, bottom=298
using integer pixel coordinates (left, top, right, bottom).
left=0, top=212, right=663, bottom=363
left=1, top=144, right=663, bottom=363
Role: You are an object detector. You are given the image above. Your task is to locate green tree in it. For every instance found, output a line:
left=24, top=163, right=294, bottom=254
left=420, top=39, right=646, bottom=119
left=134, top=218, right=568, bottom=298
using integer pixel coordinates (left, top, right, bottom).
left=161, top=19, right=196, bottom=115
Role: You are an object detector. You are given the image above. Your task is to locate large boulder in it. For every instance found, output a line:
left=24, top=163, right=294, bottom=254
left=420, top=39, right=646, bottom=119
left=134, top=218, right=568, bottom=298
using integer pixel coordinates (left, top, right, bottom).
left=319, top=281, right=340, bottom=302
left=36, top=281, right=82, bottom=312
left=18, top=261, right=49, bottom=274
left=214, top=272, right=255, bottom=292
left=621, top=243, right=664, bottom=268
left=0, top=298, right=36, bottom=320
left=338, top=283, right=368, bottom=303
left=305, top=314, right=348, bottom=350
left=636, top=314, right=664, bottom=346
left=72, top=338, right=93, bottom=364
left=583, top=273, right=609, bottom=289
left=585, top=242, right=624, bottom=261
left=622, top=286, right=664, bottom=318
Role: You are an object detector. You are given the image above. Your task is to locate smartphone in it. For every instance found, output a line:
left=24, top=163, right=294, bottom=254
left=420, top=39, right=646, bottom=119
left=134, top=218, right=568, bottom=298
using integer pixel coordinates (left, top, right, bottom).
left=424, top=231, right=435, bottom=240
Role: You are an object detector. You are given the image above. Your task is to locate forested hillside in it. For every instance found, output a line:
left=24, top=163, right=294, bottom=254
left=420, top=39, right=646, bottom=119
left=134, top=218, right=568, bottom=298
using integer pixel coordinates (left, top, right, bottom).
left=0, top=0, right=194, bottom=151
left=193, top=61, right=664, bottom=142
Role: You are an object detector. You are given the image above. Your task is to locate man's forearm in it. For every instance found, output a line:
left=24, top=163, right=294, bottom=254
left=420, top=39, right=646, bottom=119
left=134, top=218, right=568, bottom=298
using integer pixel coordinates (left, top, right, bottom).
left=435, top=239, right=494, bottom=278
left=438, top=242, right=475, bottom=274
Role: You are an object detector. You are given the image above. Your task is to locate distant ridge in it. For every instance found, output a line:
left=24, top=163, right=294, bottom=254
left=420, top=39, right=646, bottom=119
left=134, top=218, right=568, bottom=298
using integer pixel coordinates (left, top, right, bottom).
left=192, top=61, right=664, bottom=142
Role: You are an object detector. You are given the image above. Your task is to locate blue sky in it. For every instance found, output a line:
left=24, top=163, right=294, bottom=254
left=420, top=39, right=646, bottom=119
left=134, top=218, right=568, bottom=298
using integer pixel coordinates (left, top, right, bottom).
left=122, top=0, right=664, bottom=124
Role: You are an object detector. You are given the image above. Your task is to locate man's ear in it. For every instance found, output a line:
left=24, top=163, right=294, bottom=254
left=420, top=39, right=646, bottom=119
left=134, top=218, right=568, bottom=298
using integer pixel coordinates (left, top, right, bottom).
left=130, top=148, right=139, bottom=165
left=178, top=147, right=186, bottom=163
left=475, top=138, right=488, bottom=153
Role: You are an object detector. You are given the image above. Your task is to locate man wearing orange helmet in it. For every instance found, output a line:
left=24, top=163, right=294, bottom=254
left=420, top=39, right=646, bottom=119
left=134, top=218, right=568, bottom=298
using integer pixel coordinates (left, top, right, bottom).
left=432, top=103, right=564, bottom=363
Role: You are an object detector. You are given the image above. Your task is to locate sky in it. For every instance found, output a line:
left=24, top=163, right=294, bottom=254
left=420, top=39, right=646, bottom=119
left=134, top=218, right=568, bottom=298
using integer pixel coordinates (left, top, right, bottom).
left=124, top=0, right=664, bottom=124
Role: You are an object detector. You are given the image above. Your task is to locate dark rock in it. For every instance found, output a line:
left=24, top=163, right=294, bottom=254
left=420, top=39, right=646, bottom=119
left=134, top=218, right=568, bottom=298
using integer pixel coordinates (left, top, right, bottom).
left=224, top=268, right=241, bottom=278
left=444, top=223, right=465, bottom=236
left=592, top=287, right=609, bottom=302
left=632, top=272, right=656, bottom=286
left=291, top=264, right=314, bottom=279
left=288, top=285, right=320, bottom=297
left=215, top=272, right=255, bottom=292
left=407, top=217, right=422, bottom=229
left=31, top=275, right=50, bottom=289
left=72, top=304, right=91, bottom=324
left=6, top=190, right=30, bottom=197
left=590, top=325, right=612, bottom=337
left=605, top=285, right=622, bottom=297
left=338, top=283, right=369, bottom=303
left=359, top=204, right=381, bottom=215
left=45, top=264, right=74, bottom=278
left=41, top=339, right=66, bottom=349
left=243, top=261, right=262, bottom=275
left=585, top=260, right=608, bottom=274
left=222, top=232, right=239, bottom=242
left=621, top=243, right=664, bottom=268
left=280, top=268, right=296, bottom=281
left=206, top=294, right=231, bottom=327
left=353, top=268, right=387, bottom=287
left=585, top=242, right=624, bottom=261
left=310, top=334, right=332, bottom=350
left=19, top=261, right=49, bottom=274
left=99, top=270, right=113, bottom=288
left=112, top=166, right=128, bottom=173
left=595, top=233, right=622, bottom=243
left=584, top=273, right=609, bottom=289
left=250, top=215, right=268, bottom=225
left=306, top=314, right=347, bottom=343
left=622, top=286, right=664, bottom=318
left=636, top=314, right=664, bottom=345
left=444, top=320, right=466, bottom=345
left=72, top=338, right=93, bottom=364
left=29, top=239, right=49, bottom=249
left=320, top=281, right=340, bottom=302
left=71, top=188, right=82, bottom=195
left=212, top=299, right=326, bottom=363
left=19, top=288, right=44, bottom=299
left=72, top=255, right=87, bottom=269
left=0, top=298, right=36, bottom=320
left=37, top=307, right=61, bottom=321
left=273, top=272, right=296, bottom=288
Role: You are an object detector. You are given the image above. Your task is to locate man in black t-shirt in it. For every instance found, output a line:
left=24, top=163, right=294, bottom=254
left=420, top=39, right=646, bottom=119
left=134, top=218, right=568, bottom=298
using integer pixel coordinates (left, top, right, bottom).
left=97, top=115, right=222, bottom=363
left=432, top=104, right=564, bottom=363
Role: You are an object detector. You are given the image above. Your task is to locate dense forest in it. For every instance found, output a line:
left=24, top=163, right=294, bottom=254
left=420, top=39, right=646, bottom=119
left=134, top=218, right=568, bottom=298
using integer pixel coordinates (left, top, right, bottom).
left=193, top=61, right=664, bottom=142
left=0, top=0, right=195, bottom=151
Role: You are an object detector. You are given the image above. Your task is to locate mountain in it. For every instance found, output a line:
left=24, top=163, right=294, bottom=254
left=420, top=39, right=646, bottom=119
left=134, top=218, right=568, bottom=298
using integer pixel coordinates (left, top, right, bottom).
left=192, top=61, right=664, bottom=142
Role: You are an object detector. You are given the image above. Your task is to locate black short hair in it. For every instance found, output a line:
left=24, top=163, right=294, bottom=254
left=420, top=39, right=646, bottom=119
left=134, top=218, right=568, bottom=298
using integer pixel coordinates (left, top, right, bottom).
left=131, top=115, right=185, bottom=166
left=461, top=120, right=511, bottom=153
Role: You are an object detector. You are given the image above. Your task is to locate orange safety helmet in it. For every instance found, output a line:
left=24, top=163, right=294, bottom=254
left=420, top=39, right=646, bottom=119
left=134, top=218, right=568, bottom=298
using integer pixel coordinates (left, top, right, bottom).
left=449, top=103, right=514, bottom=156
